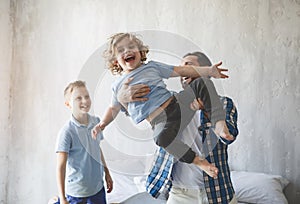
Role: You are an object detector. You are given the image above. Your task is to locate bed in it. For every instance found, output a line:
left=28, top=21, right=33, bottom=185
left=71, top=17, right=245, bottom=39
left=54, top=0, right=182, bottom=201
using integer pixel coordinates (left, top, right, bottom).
left=107, top=168, right=289, bottom=204
left=48, top=161, right=289, bottom=204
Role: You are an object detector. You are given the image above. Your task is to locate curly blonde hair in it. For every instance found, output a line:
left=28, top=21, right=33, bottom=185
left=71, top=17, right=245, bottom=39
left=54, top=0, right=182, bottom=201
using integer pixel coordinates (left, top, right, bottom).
left=103, top=33, right=149, bottom=75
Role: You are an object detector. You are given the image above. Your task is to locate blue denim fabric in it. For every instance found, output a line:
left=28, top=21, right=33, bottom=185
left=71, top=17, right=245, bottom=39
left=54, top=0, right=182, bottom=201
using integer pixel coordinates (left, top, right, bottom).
left=55, top=188, right=106, bottom=204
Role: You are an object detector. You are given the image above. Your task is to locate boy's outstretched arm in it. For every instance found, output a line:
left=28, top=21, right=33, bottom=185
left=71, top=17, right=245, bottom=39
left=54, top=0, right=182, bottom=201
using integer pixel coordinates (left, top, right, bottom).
left=172, top=62, right=228, bottom=79
left=92, top=106, right=121, bottom=139
left=100, top=149, right=113, bottom=193
left=56, top=152, right=69, bottom=204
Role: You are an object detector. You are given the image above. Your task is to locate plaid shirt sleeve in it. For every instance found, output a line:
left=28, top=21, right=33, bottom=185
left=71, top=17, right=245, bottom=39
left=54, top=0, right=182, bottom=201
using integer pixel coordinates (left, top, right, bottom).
left=200, top=96, right=238, bottom=145
left=146, top=147, right=174, bottom=198
left=201, top=96, right=239, bottom=204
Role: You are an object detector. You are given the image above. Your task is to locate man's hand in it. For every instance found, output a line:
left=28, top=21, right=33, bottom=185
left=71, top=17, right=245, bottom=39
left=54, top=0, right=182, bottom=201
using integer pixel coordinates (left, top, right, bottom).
left=190, top=98, right=205, bottom=111
left=117, top=78, right=150, bottom=105
left=190, top=98, right=210, bottom=120
left=209, top=62, right=229, bottom=79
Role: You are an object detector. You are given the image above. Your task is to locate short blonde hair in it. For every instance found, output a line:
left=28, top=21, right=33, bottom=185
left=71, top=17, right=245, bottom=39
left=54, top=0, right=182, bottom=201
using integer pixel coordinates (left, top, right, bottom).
left=64, top=80, right=86, bottom=101
left=103, top=33, right=149, bottom=75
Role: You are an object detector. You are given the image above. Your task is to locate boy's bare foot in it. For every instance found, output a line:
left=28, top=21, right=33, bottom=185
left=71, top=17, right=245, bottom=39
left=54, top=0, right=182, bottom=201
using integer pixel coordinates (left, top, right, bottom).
left=214, top=120, right=234, bottom=141
left=193, top=156, right=218, bottom=178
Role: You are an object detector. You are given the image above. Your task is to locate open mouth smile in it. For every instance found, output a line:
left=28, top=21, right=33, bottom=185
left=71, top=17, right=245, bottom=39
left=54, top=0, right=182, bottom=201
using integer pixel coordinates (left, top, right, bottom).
left=124, top=55, right=136, bottom=62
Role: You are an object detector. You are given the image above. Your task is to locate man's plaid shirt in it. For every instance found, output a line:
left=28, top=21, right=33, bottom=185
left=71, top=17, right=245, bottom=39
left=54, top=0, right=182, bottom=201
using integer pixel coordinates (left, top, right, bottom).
left=146, top=96, right=238, bottom=204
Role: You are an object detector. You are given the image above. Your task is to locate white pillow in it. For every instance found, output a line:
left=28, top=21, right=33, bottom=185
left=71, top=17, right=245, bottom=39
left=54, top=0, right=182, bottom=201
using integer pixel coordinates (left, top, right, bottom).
left=231, top=171, right=289, bottom=204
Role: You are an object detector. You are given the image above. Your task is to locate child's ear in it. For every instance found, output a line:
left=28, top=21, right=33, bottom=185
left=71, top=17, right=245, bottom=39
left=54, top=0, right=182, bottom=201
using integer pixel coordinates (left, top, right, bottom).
left=65, top=101, right=71, bottom=108
left=113, top=60, right=119, bottom=67
left=140, top=51, right=146, bottom=61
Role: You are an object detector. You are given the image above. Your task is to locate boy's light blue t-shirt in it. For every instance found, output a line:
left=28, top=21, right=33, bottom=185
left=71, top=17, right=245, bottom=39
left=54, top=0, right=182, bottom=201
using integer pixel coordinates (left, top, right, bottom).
left=112, top=60, right=174, bottom=123
left=55, top=114, right=104, bottom=197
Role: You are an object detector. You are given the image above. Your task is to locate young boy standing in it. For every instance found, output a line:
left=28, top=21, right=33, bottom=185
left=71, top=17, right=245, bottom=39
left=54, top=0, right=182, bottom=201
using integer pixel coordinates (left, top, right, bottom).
left=55, top=80, right=113, bottom=204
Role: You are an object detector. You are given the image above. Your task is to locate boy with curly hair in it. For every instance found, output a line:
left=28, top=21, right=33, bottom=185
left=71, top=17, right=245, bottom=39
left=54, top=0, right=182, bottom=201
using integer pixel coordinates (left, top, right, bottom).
left=92, top=33, right=233, bottom=177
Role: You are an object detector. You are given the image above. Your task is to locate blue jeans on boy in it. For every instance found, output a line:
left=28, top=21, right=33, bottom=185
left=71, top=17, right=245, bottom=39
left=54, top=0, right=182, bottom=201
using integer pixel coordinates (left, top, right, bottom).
left=55, top=187, right=106, bottom=204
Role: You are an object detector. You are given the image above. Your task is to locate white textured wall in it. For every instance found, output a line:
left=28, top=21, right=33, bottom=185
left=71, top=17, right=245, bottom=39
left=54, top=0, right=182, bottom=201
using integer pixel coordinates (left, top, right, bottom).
left=2, top=0, right=300, bottom=203
left=0, top=0, right=12, bottom=203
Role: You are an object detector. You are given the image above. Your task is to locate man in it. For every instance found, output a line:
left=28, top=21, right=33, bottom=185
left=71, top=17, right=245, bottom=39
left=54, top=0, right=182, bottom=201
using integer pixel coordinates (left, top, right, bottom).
left=118, top=52, right=238, bottom=204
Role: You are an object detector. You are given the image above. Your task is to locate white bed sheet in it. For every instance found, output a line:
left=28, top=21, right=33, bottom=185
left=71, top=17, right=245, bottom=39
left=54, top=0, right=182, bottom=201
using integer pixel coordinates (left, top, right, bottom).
left=106, top=159, right=289, bottom=204
left=106, top=158, right=152, bottom=203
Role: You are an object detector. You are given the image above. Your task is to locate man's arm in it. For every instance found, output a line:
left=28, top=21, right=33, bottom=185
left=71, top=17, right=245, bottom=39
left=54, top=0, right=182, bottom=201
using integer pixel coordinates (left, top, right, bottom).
left=117, top=78, right=150, bottom=109
left=56, top=152, right=69, bottom=204
left=117, top=78, right=150, bottom=105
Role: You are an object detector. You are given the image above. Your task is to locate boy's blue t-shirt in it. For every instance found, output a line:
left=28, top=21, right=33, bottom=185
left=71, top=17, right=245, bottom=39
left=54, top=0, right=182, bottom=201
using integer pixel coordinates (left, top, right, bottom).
left=55, top=114, right=104, bottom=197
left=112, top=60, right=174, bottom=123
